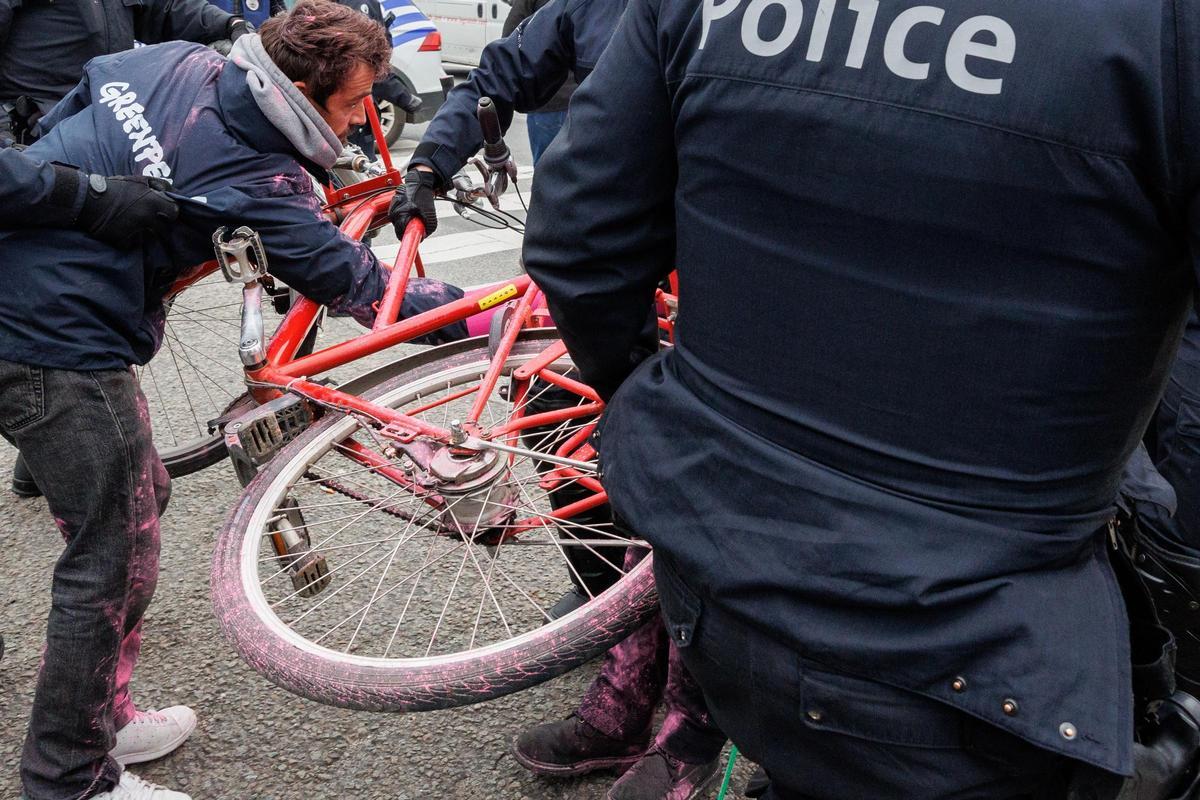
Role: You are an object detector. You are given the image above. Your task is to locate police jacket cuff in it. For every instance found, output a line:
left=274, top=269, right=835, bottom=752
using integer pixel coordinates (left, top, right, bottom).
left=48, top=164, right=88, bottom=224
left=407, top=142, right=457, bottom=191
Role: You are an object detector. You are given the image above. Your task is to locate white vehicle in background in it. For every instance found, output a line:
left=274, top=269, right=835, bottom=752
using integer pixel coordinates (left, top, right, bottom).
left=411, top=0, right=512, bottom=67
left=378, top=0, right=456, bottom=144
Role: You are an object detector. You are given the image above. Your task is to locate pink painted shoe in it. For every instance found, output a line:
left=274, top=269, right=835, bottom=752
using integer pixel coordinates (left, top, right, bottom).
left=111, top=706, right=197, bottom=766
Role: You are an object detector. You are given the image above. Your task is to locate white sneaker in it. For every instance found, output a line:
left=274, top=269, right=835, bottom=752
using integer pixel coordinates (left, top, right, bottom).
left=110, top=706, right=197, bottom=766
left=91, top=771, right=191, bottom=799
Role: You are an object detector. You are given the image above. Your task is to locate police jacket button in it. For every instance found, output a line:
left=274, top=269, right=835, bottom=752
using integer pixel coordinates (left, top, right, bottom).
left=1059, top=722, right=1077, bottom=740
left=951, top=676, right=967, bottom=692
left=673, top=625, right=691, bottom=645
left=1002, top=699, right=1019, bottom=716
left=806, top=709, right=823, bottom=722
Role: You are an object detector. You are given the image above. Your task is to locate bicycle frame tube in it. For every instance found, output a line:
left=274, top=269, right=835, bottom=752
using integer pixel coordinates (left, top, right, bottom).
left=363, top=99, right=394, bottom=174
left=464, top=285, right=540, bottom=425
left=373, top=217, right=424, bottom=331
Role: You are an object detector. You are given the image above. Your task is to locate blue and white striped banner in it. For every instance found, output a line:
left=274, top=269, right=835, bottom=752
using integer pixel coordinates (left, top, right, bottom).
left=382, top=0, right=437, bottom=47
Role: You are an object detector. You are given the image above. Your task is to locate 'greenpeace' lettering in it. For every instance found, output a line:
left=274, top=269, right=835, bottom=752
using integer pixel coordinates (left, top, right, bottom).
left=98, top=82, right=172, bottom=179
left=700, top=0, right=1015, bottom=96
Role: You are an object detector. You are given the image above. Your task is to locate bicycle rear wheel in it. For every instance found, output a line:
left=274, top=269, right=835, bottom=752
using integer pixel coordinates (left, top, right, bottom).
left=140, top=274, right=356, bottom=477
left=137, top=270, right=262, bottom=477
left=211, top=335, right=657, bottom=711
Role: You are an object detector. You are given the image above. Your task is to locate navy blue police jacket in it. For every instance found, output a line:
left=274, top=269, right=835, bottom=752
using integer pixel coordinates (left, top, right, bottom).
left=523, top=0, right=1200, bottom=776
left=409, top=0, right=626, bottom=185
left=0, top=42, right=393, bottom=371
left=0, top=0, right=232, bottom=112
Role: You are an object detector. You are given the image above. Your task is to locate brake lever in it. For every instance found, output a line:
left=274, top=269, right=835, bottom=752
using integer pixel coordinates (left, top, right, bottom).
left=466, top=154, right=517, bottom=211
left=450, top=168, right=485, bottom=220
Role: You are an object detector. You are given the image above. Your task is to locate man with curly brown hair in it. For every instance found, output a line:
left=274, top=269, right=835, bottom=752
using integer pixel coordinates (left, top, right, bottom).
left=0, top=3, right=464, bottom=798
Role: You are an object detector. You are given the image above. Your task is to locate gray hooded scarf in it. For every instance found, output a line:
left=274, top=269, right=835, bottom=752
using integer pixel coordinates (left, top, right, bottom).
left=228, top=33, right=343, bottom=170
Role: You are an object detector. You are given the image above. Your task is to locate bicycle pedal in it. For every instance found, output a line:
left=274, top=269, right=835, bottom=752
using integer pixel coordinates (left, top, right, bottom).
left=269, top=498, right=331, bottom=597
left=288, top=548, right=331, bottom=597
left=226, top=395, right=316, bottom=482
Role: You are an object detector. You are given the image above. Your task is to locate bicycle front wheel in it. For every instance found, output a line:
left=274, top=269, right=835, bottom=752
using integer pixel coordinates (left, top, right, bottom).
left=211, top=336, right=658, bottom=712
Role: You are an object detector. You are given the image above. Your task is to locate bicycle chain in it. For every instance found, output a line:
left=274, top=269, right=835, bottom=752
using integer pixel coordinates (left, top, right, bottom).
left=301, top=469, right=433, bottom=525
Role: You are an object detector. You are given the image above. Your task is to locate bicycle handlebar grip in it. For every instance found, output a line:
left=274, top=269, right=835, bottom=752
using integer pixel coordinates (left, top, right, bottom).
left=476, top=97, right=509, bottom=164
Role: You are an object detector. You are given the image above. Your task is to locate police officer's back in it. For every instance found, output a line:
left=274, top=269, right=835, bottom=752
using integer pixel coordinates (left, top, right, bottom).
left=523, top=0, right=1200, bottom=795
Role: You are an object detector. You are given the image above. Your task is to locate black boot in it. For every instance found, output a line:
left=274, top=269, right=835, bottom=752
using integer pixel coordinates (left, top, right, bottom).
left=513, top=715, right=648, bottom=777
left=1134, top=533, right=1200, bottom=697
left=606, top=749, right=721, bottom=800
left=11, top=453, right=41, bottom=498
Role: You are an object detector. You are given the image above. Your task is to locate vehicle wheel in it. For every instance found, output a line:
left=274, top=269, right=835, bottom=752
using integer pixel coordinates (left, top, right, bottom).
left=376, top=99, right=405, bottom=147
left=212, top=335, right=657, bottom=712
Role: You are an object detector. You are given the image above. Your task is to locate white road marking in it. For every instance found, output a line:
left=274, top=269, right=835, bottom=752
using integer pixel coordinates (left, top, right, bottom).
left=373, top=226, right=524, bottom=265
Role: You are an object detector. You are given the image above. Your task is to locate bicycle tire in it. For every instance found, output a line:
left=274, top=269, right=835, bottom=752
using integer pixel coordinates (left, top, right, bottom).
left=159, top=391, right=256, bottom=477
left=211, top=335, right=658, bottom=712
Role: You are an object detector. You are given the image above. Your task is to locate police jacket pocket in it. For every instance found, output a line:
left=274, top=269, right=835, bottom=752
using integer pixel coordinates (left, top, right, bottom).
left=798, top=662, right=964, bottom=749
left=1177, top=394, right=1200, bottom=440
left=653, top=552, right=702, bottom=652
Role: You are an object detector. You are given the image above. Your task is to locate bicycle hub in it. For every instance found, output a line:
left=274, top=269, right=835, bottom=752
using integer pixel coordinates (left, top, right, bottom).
left=430, top=446, right=518, bottom=540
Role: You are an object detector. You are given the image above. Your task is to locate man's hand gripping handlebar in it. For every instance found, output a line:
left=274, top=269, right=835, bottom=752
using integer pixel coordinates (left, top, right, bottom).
left=389, top=97, right=518, bottom=238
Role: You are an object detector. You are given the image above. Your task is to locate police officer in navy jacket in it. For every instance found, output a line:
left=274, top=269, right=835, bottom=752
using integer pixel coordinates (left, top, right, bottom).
left=393, top=0, right=628, bottom=232
left=523, top=0, right=1200, bottom=796
left=0, top=0, right=247, bottom=144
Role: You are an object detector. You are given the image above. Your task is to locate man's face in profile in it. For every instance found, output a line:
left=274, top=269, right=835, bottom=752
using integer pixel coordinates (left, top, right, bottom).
left=296, top=62, right=375, bottom=144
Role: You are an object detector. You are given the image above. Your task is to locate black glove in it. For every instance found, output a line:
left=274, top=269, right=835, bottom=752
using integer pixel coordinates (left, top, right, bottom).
left=71, top=171, right=179, bottom=248
left=402, top=94, right=423, bottom=116
left=210, top=18, right=250, bottom=55
left=389, top=168, right=439, bottom=238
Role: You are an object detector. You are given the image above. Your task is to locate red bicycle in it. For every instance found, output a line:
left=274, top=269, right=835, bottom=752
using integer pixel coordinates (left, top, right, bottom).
left=208, top=101, right=678, bottom=711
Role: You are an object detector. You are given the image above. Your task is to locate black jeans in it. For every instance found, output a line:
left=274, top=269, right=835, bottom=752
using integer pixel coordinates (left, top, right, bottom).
left=653, top=554, right=1079, bottom=800
left=0, top=360, right=169, bottom=800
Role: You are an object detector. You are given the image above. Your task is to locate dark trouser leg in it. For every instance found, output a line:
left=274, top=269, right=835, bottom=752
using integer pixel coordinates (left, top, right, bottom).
left=111, top=433, right=170, bottom=731
left=521, top=381, right=622, bottom=600
left=577, top=548, right=665, bottom=742
left=12, top=450, right=41, bottom=496
left=0, top=363, right=167, bottom=800
left=1145, top=364, right=1200, bottom=551
left=651, top=639, right=726, bottom=764
left=526, top=111, right=568, bottom=166
left=653, top=555, right=1077, bottom=800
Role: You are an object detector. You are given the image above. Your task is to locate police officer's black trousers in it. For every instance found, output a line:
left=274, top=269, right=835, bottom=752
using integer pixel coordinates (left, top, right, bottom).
left=652, top=554, right=1080, bottom=800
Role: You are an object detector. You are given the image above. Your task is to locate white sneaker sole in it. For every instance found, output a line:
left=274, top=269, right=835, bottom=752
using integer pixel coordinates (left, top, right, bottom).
left=112, top=716, right=198, bottom=766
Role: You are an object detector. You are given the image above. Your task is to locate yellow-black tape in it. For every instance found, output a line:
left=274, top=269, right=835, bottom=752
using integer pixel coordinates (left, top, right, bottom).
left=477, top=283, right=519, bottom=312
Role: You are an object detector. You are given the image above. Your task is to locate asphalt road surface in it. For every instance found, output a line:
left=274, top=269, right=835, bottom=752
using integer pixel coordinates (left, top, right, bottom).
left=0, top=112, right=756, bottom=799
